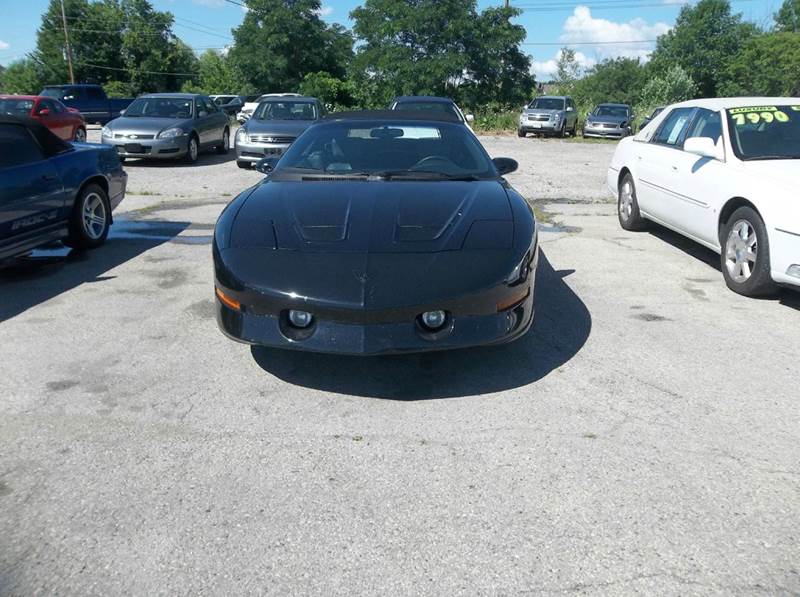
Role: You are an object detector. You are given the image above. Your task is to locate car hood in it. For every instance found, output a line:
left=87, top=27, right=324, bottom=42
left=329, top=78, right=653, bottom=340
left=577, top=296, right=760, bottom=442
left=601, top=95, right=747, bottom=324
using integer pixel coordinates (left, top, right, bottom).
left=243, top=120, right=313, bottom=136
left=230, top=179, right=513, bottom=254
left=588, top=115, right=628, bottom=124
left=108, top=116, right=190, bottom=133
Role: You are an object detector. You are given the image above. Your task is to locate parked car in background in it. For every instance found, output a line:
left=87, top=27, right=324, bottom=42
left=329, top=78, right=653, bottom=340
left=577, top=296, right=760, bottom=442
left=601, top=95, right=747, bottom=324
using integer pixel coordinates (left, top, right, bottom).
left=0, top=95, right=87, bottom=142
left=40, top=84, right=133, bottom=125
left=101, top=93, right=230, bottom=164
left=608, top=97, right=800, bottom=296
left=640, top=106, right=665, bottom=130
left=215, top=111, right=537, bottom=354
left=235, top=96, right=324, bottom=169
left=389, top=96, right=474, bottom=129
left=518, top=96, right=578, bottom=138
left=211, top=95, right=245, bottom=116
left=583, top=103, right=634, bottom=139
left=0, top=115, right=126, bottom=262
left=237, top=93, right=303, bottom=124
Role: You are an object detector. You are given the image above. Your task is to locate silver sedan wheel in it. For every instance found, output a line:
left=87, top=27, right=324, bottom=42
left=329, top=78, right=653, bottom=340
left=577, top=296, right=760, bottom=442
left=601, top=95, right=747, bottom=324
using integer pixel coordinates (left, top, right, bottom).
left=223, top=132, right=229, bottom=151
left=82, top=192, right=107, bottom=240
left=74, top=128, right=86, bottom=142
left=724, top=219, right=757, bottom=283
left=619, top=180, right=634, bottom=221
left=189, top=138, right=198, bottom=161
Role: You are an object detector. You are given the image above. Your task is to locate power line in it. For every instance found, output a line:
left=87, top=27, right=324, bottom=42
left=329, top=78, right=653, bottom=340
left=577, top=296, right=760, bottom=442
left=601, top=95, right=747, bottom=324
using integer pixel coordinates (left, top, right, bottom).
left=73, top=61, right=197, bottom=77
left=522, top=39, right=657, bottom=45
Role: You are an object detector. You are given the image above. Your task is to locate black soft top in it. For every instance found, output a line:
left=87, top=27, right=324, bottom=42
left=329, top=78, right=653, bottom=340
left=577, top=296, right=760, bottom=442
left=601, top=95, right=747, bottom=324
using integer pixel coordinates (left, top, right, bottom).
left=322, top=110, right=461, bottom=123
left=0, top=115, right=72, bottom=156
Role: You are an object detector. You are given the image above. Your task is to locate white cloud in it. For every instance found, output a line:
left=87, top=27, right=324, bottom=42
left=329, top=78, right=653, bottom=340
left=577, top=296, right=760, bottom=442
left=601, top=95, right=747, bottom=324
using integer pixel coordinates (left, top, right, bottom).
left=531, top=7, right=670, bottom=80
left=192, top=0, right=225, bottom=6
left=316, top=5, right=334, bottom=17
left=0, top=40, right=9, bottom=50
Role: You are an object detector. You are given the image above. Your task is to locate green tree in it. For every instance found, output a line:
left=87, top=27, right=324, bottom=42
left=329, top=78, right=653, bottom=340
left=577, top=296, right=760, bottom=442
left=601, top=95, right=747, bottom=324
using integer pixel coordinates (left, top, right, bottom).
left=0, top=59, right=46, bottom=94
left=350, top=0, right=474, bottom=106
left=638, top=65, right=697, bottom=111
left=553, top=48, right=581, bottom=94
left=461, top=6, right=534, bottom=109
left=774, top=0, right=800, bottom=31
left=298, top=71, right=355, bottom=108
left=572, top=57, right=645, bottom=108
left=229, top=0, right=352, bottom=93
left=649, top=0, right=759, bottom=97
left=183, top=50, right=250, bottom=95
left=720, top=32, right=800, bottom=96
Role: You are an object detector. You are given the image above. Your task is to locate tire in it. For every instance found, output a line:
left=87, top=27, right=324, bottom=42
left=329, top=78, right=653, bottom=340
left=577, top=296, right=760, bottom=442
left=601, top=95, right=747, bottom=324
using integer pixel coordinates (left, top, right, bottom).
left=236, top=160, right=251, bottom=169
left=720, top=206, right=778, bottom=297
left=64, top=183, right=111, bottom=250
left=217, top=128, right=229, bottom=154
left=517, top=128, right=526, bottom=138
left=557, top=121, right=566, bottom=138
left=617, top=173, right=647, bottom=231
left=74, top=127, right=87, bottom=142
left=184, top=134, right=199, bottom=164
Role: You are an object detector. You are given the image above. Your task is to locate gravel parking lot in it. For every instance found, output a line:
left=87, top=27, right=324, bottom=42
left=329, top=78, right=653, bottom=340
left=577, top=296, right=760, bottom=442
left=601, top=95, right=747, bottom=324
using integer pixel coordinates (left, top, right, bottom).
left=1, top=128, right=798, bottom=595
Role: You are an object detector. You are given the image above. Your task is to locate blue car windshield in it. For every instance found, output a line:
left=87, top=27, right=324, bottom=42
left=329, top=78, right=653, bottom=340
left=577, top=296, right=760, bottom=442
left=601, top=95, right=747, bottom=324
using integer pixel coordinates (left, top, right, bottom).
left=124, top=97, right=193, bottom=118
left=275, top=121, right=495, bottom=178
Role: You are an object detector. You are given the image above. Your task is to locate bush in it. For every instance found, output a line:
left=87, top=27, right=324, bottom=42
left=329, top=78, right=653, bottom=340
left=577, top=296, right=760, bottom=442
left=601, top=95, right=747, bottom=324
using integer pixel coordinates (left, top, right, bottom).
left=103, top=80, right=136, bottom=98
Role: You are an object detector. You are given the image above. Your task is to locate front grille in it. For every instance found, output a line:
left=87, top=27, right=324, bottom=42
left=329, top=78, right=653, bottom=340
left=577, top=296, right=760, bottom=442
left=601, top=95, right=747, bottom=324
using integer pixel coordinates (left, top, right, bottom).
left=249, top=135, right=295, bottom=144
left=602, top=123, right=619, bottom=129
left=115, top=133, right=155, bottom=140
left=527, top=115, right=550, bottom=122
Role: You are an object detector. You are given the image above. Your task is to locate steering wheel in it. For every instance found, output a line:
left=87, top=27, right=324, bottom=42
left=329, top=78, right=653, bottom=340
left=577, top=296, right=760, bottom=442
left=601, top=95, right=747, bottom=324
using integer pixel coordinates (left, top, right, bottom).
left=411, top=155, right=457, bottom=170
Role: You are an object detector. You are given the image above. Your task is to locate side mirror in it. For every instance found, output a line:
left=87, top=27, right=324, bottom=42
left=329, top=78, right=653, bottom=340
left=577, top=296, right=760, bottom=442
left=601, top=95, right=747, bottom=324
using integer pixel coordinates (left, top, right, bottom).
left=684, top=137, right=723, bottom=161
left=492, top=157, right=518, bottom=176
left=37, top=108, right=51, bottom=116
left=465, top=114, right=475, bottom=123
left=255, top=156, right=278, bottom=174
left=566, top=106, right=574, bottom=112
left=119, top=109, right=125, bottom=116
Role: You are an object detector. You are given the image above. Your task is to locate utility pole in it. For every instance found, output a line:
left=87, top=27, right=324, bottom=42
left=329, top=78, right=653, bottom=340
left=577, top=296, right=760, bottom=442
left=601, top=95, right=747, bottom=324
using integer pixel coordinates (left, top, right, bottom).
left=59, top=0, right=75, bottom=84
left=505, top=0, right=510, bottom=7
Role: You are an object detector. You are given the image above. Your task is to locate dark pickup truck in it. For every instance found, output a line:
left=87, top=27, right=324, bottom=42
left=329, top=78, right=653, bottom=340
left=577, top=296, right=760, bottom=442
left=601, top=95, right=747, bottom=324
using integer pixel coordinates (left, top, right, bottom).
left=40, top=84, right=134, bottom=125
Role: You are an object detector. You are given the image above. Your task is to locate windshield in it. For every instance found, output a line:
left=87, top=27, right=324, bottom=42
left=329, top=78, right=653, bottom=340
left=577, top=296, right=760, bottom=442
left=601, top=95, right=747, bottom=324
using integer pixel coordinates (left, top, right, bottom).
left=0, top=98, right=34, bottom=116
left=394, top=101, right=461, bottom=120
left=123, top=97, right=193, bottom=118
left=727, top=105, right=800, bottom=160
left=213, top=96, right=236, bottom=105
left=273, top=121, right=495, bottom=179
left=253, top=101, right=317, bottom=121
left=41, top=88, right=75, bottom=101
left=528, top=98, right=565, bottom=111
left=594, top=105, right=629, bottom=118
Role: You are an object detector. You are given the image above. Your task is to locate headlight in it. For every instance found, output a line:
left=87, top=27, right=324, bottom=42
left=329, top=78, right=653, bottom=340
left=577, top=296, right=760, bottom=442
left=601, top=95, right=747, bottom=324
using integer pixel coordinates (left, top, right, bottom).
left=158, top=127, right=185, bottom=139
left=553, top=113, right=561, bottom=122
left=505, top=252, right=531, bottom=284
left=101, top=126, right=112, bottom=138
left=236, top=128, right=248, bottom=142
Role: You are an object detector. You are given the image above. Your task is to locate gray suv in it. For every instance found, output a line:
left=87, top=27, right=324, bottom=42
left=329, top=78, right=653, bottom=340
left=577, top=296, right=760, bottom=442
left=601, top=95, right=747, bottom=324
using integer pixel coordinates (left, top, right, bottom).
left=235, top=96, right=324, bottom=169
left=518, top=96, right=578, bottom=138
left=101, top=93, right=229, bottom=163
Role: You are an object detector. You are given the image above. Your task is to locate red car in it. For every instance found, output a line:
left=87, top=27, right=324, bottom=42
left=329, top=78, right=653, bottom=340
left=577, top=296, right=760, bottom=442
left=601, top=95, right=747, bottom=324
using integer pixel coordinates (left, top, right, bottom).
left=0, top=95, right=87, bottom=142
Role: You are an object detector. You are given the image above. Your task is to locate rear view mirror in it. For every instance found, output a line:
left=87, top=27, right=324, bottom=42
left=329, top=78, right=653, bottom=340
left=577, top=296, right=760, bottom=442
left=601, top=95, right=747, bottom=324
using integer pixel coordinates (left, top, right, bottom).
left=684, top=137, right=723, bottom=161
left=255, top=156, right=278, bottom=174
left=493, top=157, right=518, bottom=176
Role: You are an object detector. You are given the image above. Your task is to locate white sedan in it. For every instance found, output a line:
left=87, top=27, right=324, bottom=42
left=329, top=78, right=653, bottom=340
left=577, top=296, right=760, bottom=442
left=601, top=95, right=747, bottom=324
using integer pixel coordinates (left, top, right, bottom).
left=607, top=97, right=800, bottom=297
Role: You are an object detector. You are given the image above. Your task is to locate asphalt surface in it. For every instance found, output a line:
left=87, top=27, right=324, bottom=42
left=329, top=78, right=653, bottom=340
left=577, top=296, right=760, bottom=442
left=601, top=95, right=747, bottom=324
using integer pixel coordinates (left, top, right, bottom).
left=1, top=130, right=798, bottom=596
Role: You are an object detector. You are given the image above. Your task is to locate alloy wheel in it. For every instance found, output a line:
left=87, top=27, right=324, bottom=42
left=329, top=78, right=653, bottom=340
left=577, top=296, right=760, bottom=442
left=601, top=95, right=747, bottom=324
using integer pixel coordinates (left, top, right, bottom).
left=619, top=180, right=634, bottom=221
left=82, top=192, right=107, bottom=240
left=724, top=219, right=758, bottom=283
left=189, top=138, right=198, bottom=161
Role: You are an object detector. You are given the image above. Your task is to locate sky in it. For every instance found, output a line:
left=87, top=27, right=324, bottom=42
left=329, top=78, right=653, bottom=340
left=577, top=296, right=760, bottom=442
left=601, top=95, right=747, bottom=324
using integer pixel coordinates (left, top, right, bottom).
left=0, top=0, right=783, bottom=78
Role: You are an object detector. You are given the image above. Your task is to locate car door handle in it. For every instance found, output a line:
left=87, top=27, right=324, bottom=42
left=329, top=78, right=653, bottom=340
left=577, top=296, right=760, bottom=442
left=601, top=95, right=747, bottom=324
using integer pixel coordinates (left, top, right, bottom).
left=671, top=165, right=678, bottom=171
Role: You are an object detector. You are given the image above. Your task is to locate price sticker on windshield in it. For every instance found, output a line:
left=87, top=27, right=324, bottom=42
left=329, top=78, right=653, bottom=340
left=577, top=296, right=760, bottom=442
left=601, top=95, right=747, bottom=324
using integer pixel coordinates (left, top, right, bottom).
left=730, top=106, right=790, bottom=126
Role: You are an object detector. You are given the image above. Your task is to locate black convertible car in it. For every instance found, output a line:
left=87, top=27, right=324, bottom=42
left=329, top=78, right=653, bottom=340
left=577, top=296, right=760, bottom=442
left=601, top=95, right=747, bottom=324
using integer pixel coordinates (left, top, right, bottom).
left=213, top=111, right=538, bottom=354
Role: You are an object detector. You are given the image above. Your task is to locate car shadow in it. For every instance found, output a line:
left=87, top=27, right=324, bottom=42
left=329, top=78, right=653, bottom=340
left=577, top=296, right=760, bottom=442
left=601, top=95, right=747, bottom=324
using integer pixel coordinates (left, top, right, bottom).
left=122, top=149, right=237, bottom=168
left=648, top=224, right=800, bottom=310
left=250, top=251, right=591, bottom=400
left=0, top=219, right=191, bottom=323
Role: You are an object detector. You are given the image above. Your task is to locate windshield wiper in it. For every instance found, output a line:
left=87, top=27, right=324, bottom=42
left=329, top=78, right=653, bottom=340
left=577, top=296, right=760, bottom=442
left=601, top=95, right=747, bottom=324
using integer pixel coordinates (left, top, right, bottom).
left=373, top=170, right=481, bottom=181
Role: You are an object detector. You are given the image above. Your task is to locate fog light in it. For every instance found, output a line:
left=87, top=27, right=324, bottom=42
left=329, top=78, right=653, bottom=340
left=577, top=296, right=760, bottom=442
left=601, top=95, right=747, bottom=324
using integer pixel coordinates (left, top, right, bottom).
left=288, top=310, right=313, bottom=328
left=788, top=265, right=800, bottom=279
left=421, top=310, right=447, bottom=330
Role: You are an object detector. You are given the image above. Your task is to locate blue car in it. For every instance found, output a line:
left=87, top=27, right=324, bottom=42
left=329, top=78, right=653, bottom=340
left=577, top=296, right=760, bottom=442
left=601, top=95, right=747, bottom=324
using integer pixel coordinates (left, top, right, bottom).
left=0, top=115, right=127, bottom=262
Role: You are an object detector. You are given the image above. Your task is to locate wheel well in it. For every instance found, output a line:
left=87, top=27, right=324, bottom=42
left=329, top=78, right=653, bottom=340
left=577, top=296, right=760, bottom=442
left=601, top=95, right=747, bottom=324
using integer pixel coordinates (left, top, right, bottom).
left=77, top=176, right=110, bottom=221
left=718, top=197, right=759, bottom=243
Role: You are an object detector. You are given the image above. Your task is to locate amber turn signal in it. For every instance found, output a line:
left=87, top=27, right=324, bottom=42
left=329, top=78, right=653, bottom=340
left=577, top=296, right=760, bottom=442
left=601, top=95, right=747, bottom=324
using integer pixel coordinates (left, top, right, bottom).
left=497, top=287, right=530, bottom=312
left=215, top=287, right=241, bottom=311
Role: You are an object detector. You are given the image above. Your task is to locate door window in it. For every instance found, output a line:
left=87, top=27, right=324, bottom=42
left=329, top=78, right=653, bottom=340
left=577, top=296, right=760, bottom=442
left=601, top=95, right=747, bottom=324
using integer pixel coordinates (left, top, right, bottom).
left=652, top=107, right=695, bottom=147
left=86, top=87, right=105, bottom=101
left=203, top=97, right=219, bottom=113
left=37, top=99, right=56, bottom=115
left=51, top=100, right=66, bottom=114
left=195, top=98, right=208, bottom=117
left=0, top=124, right=45, bottom=168
left=685, top=109, right=723, bottom=145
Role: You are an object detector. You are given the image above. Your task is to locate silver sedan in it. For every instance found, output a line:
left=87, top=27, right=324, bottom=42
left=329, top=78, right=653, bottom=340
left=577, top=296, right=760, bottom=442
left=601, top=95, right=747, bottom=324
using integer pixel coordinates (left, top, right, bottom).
left=101, top=93, right=230, bottom=164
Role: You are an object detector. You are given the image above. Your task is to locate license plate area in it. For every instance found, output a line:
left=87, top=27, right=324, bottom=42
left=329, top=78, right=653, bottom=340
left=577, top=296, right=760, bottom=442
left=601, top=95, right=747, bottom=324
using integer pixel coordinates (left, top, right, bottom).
left=124, top=143, right=145, bottom=153
left=264, top=148, right=283, bottom=155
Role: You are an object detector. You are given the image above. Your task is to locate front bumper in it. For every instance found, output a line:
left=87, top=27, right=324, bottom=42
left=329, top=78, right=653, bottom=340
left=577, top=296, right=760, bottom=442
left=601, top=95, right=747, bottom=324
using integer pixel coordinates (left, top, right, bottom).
left=235, top=138, right=292, bottom=163
left=520, top=119, right=560, bottom=133
left=584, top=124, right=630, bottom=138
left=101, top=134, right=189, bottom=159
